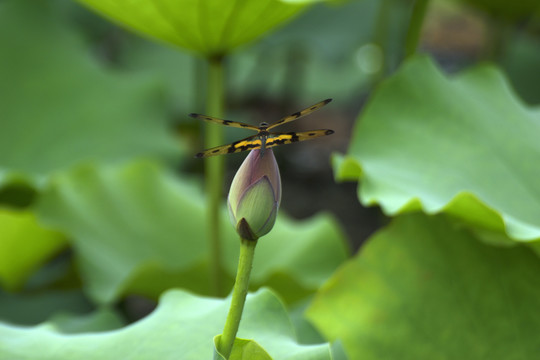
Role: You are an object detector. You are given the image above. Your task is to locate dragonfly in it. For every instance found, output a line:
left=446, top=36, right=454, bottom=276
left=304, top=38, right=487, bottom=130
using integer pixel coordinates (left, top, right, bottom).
left=191, top=99, right=334, bottom=158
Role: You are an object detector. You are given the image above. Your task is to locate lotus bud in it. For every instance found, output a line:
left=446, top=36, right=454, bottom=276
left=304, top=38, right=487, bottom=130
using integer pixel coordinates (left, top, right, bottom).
left=228, top=149, right=281, bottom=241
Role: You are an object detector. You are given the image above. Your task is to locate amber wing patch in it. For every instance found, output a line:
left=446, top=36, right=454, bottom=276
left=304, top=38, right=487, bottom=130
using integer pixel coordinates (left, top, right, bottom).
left=265, top=130, right=334, bottom=148
left=196, top=136, right=262, bottom=158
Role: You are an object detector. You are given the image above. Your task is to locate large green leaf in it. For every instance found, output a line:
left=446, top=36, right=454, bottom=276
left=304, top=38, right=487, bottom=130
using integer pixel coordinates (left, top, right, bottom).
left=0, top=0, right=181, bottom=189
left=0, top=288, right=332, bottom=359
left=75, top=0, right=308, bottom=57
left=307, top=214, right=540, bottom=360
left=47, top=308, right=125, bottom=333
left=0, top=209, right=66, bottom=290
left=36, top=161, right=348, bottom=304
left=335, top=55, right=540, bottom=243
left=118, top=0, right=389, bottom=111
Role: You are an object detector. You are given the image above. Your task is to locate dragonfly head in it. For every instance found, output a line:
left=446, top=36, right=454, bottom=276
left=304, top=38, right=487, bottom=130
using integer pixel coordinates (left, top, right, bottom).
left=259, top=122, right=269, bottom=129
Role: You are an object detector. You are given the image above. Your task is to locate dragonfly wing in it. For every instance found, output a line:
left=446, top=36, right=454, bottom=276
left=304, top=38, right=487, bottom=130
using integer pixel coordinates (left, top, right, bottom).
left=189, top=113, right=259, bottom=130
left=265, top=129, right=334, bottom=149
left=195, top=135, right=263, bottom=158
left=267, top=99, right=332, bottom=130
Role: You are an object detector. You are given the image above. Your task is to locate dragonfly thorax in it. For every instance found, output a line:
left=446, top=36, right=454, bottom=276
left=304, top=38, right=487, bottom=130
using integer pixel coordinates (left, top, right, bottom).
left=258, top=129, right=270, bottom=138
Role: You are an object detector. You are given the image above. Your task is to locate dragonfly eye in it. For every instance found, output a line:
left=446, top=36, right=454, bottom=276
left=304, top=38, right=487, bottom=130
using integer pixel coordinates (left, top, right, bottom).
left=259, top=122, right=269, bottom=128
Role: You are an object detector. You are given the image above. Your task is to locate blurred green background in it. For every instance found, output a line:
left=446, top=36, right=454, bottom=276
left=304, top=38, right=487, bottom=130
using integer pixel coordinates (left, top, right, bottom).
left=1, top=0, right=540, bottom=358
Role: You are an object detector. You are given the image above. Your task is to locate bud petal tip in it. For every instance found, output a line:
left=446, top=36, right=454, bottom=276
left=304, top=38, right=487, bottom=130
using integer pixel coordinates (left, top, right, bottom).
left=237, top=218, right=258, bottom=241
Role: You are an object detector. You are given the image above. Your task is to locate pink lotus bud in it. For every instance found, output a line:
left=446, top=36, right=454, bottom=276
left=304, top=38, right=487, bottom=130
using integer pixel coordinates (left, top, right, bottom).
left=228, top=149, right=281, bottom=241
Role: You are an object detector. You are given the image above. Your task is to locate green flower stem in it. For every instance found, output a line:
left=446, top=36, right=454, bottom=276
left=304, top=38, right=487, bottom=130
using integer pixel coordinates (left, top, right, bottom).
left=372, top=0, right=392, bottom=79
left=404, top=0, right=430, bottom=59
left=205, top=56, right=225, bottom=296
left=219, top=238, right=258, bottom=359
